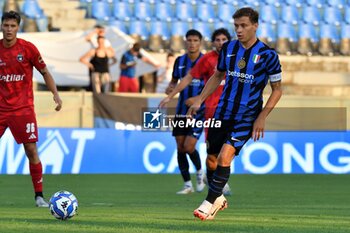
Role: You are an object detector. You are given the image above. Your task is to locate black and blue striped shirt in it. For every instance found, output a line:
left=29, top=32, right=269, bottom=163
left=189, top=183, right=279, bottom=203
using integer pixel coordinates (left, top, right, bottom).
left=173, top=53, right=204, bottom=116
left=215, top=39, right=282, bottom=120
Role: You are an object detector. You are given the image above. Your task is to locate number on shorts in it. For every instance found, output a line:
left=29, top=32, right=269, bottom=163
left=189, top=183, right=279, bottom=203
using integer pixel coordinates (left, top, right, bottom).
left=26, top=123, right=35, bottom=133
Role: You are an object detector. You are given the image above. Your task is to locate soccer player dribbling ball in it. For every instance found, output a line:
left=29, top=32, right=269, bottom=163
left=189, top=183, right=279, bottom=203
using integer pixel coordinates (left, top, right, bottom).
left=0, top=11, right=62, bottom=207
left=159, top=28, right=233, bottom=196
left=188, top=7, right=283, bottom=220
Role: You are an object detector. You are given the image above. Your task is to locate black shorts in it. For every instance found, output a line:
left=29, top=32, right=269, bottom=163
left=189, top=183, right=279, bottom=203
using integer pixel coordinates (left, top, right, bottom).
left=206, top=117, right=255, bottom=156
left=172, top=116, right=204, bottom=139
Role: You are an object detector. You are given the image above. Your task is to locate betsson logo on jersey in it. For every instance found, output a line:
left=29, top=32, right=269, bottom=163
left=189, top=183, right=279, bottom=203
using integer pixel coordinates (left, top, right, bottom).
left=227, top=70, right=255, bottom=84
left=0, top=74, right=25, bottom=82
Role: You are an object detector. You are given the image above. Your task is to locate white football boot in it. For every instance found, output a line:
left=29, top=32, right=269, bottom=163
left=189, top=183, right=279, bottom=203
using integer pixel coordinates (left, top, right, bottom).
left=196, top=170, right=206, bottom=192
left=193, top=195, right=228, bottom=221
left=35, top=196, right=49, bottom=208
left=176, top=184, right=194, bottom=194
left=206, top=194, right=228, bottom=220
left=193, top=200, right=212, bottom=220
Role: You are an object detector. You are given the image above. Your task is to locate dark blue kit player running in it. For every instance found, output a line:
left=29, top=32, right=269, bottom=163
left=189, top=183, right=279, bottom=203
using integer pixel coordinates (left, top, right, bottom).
left=165, top=29, right=206, bottom=194
left=188, top=7, right=283, bottom=220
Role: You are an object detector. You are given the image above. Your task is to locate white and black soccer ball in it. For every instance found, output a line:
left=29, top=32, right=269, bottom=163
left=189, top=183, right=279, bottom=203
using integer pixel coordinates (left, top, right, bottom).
left=49, top=190, right=78, bottom=220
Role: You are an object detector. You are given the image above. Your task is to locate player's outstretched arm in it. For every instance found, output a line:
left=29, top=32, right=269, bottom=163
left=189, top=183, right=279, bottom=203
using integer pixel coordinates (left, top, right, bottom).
left=40, top=67, right=62, bottom=111
left=159, top=73, right=193, bottom=108
left=187, top=70, right=224, bottom=116
left=252, top=80, right=282, bottom=141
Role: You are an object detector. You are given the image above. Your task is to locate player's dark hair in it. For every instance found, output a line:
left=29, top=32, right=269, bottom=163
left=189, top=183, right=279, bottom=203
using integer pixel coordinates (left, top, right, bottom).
left=94, top=24, right=104, bottom=29
left=97, top=36, right=105, bottom=40
left=232, top=7, right=259, bottom=24
left=167, top=52, right=174, bottom=58
left=186, top=29, right=202, bottom=40
left=211, top=28, right=231, bottom=42
left=132, top=42, right=141, bottom=52
left=1, top=11, right=21, bottom=25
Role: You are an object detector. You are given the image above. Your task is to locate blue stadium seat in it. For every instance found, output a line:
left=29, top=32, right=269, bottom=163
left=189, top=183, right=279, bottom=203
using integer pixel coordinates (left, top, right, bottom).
left=326, top=0, right=345, bottom=9
left=277, top=22, right=297, bottom=42
left=196, top=2, right=216, bottom=23
left=276, top=22, right=297, bottom=54
left=281, top=5, right=299, bottom=25
left=22, top=0, right=44, bottom=18
left=323, top=7, right=342, bottom=26
left=214, top=20, right=235, bottom=39
left=149, top=21, right=170, bottom=52
left=260, top=5, right=279, bottom=24
left=223, top=0, right=240, bottom=6
left=319, top=23, right=340, bottom=42
left=217, top=3, right=235, bottom=23
left=154, top=2, right=173, bottom=22
left=285, top=0, right=303, bottom=7
left=299, top=22, right=319, bottom=43
left=175, top=2, right=195, bottom=22
left=298, top=22, right=319, bottom=55
left=129, top=20, right=149, bottom=41
left=150, top=21, right=170, bottom=40
left=170, top=21, right=190, bottom=52
left=302, top=6, right=321, bottom=25
left=257, top=22, right=277, bottom=45
left=306, top=0, right=325, bottom=8
left=192, top=21, right=212, bottom=41
left=91, top=1, right=110, bottom=21
left=108, top=20, right=128, bottom=34
left=319, top=22, right=340, bottom=55
left=112, top=1, right=132, bottom=21
left=243, top=0, right=260, bottom=7
left=344, top=6, right=350, bottom=24
left=340, top=23, right=350, bottom=55
left=134, top=1, right=152, bottom=22
left=340, top=23, right=350, bottom=39
left=264, top=0, right=281, bottom=7
left=170, top=21, right=190, bottom=37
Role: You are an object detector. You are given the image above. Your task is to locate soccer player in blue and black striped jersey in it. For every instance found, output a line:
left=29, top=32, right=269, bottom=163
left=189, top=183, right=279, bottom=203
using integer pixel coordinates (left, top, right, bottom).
left=189, top=7, right=283, bottom=220
left=165, top=29, right=206, bottom=194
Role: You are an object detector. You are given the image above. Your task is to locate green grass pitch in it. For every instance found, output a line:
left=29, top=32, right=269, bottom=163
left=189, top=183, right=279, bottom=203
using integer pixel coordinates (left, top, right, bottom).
left=0, top=174, right=349, bottom=233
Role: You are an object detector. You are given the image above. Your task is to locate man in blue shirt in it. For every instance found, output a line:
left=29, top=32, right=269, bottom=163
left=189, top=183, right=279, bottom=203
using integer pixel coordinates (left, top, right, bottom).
left=118, top=43, right=159, bottom=92
left=188, top=7, right=283, bottom=220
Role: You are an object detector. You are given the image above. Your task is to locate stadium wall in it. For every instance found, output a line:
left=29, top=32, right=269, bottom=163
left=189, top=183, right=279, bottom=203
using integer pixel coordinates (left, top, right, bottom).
left=34, top=92, right=350, bottom=130
left=0, top=128, right=349, bottom=175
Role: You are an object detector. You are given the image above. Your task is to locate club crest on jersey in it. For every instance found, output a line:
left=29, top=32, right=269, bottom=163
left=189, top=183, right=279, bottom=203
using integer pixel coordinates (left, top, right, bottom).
left=237, top=58, right=246, bottom=69
left=17, top=53, right=24, bottom=62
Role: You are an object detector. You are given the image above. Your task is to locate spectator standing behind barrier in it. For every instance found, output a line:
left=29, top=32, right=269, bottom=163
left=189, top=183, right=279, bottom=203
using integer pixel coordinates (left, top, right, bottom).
left=79, top=36, right=117, bottom=93
left=118, top=43, right=160, bottom=93
left=156, top=52, right=175, bottom=93
left=84, top=25, right=113, bottom=91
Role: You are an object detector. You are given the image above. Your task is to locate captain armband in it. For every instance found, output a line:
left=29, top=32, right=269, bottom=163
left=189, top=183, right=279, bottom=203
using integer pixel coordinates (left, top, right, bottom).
left=269, top=73, right=282, bottom=82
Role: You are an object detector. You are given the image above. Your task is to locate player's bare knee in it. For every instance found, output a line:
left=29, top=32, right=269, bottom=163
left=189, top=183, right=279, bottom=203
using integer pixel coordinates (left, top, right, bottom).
left=183, top=144, right=195, bottom=154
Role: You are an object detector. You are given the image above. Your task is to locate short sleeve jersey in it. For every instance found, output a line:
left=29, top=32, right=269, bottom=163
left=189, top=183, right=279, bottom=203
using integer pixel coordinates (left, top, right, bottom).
left=172, top=53, right=204, bottom=116
left=190, top=51, right=225, bottom=114
left=120, top=50, right=142, bottom=78
left=216, top=39, right=282, bottom=120
left=0, top=38, right=46, bottom=115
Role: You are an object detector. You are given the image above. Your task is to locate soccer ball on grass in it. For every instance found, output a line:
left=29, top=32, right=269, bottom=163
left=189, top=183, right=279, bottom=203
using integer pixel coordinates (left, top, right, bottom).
left=49, top=190, right=78, bottom=220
